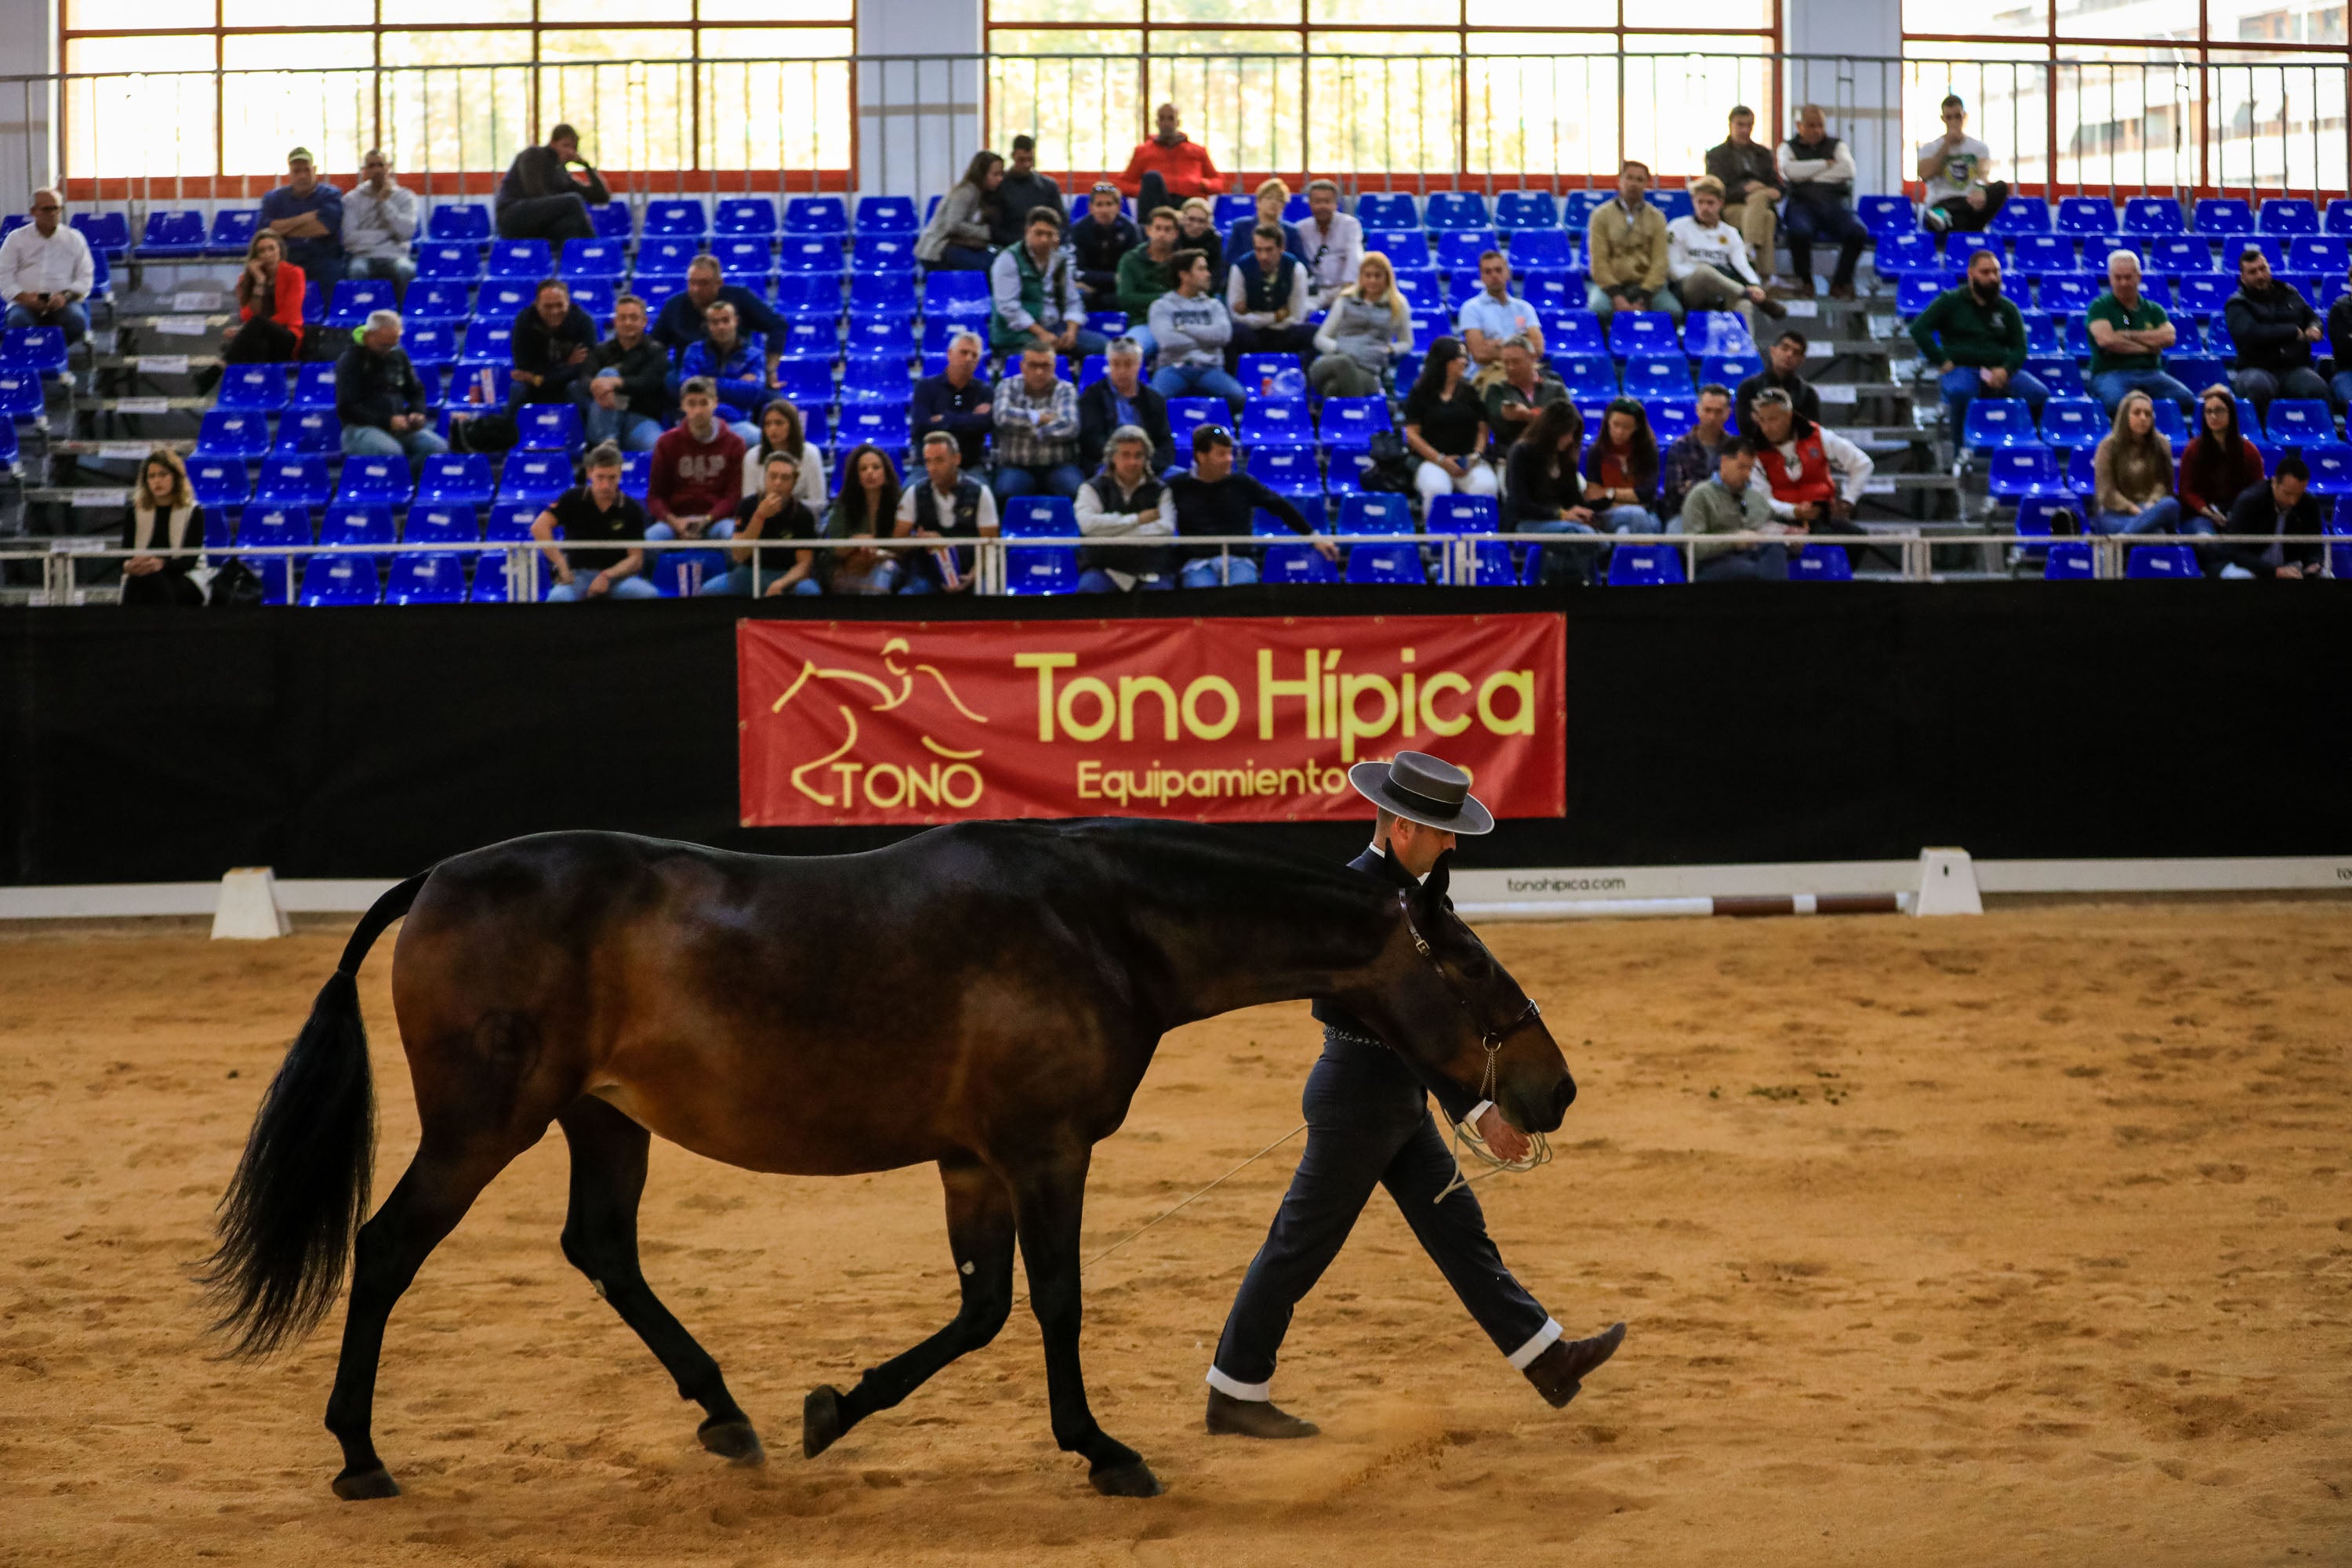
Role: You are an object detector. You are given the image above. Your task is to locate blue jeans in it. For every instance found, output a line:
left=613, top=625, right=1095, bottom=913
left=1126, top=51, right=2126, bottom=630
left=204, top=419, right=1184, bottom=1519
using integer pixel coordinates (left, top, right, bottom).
left=2090, top=368, right=2196, bottom=416
left=991, top=463, right=1086, bottom=500
left=1076, top=568, right=1178, bottom=593
left=2331, top=371, right=2352, bottom=411
left=339, top=422, right=448, bottom=459
left=1518, top=517, right=1600, bottom=585
left=5, top=299, right=89, bottom=343
left=644, top=517, right=736, bottom=593
left=1151, top=360, right=1248, bottom=411
left=1597, top=504, right=1660, bottom=534
left=2092, top=495, right=2183, bottom=536
left=343, top=254, right=417, bottom=295
left=699, top=565, right=821, bottom=597
left=1696, top=543, right=1790, bottom=582
left=547, top=571, right=660, bottom=601
left=1584, top=283, right=1682, bottom=325
left=1780, top=199, right=1871, bottom=289
left=1180, top=555, right=1258, bottom=587
left=1123, top=325, right=1157, bottom=365
left=1940, top=365, right=2049, bottom=433
left=583, top=404, right=662, bottom=452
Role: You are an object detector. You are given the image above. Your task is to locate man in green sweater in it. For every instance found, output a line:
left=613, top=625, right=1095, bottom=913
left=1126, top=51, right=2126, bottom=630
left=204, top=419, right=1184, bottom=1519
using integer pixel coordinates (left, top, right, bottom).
left=1116, top=206, right=1181, bottom=365
left=1680, top=436, right=1792, bottom=582
left=1907, top=247, right=2045, bottom=437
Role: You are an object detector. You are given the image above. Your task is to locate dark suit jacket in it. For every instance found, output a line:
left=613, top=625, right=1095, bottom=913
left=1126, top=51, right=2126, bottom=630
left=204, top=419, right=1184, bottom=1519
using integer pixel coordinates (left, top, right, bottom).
left=1312, top=844, right=1485, bottom=1126
left=1078, top=376, right=1174, bottom=473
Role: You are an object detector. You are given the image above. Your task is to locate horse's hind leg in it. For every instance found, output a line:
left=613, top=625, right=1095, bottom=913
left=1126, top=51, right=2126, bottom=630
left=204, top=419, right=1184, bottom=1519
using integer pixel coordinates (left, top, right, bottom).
left=555, top=1097, right=762, bottom=1465
left=803, top=1152, right=1015, bottom=1459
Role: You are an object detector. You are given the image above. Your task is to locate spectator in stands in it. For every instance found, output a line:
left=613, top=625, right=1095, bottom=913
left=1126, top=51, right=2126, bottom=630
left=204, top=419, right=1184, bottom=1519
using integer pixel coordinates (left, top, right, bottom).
left=2087, top=249, right=2193, bottom=416
left=1483, top=336, right=1566, bottom=452
left=896, top=430, right=1000, bottom=595
left=1168, top=425, right=1330, bottom=588
left=1225, top=223, right=1313, bottom=369
left=913, top=329, right=994, bottom=470
left=990, top=205, right=1102, bottom=363
left=1735, top=330, right=1820, bottom=437
left=1298, top=180, right=1363, bottom=312
left=646, top=379, right=747, bottom=556
left=1682, top=437, right=1791, bottom=582
left=1917, top=96, right=2009, bottom=234
left=341, top=149, right=417, bottom=296
left=536, top=443, right=656, bottom=601
left=743, top=397, right=829, bottom=514
left=1071, top=183, right=1140, bottom=309
left=652, top=254, right=785, bottom=361
left=991, top=136, right=1065, bottom=250
left=705, top=451, right=821, bottom=598
left=1075, top=423, right=1174, bottom=593
left=1311, top=251, right=1410, bottom=397
left=2224, top=246, right=2329, bottom=415
left=1777, top=105, right=1871, bottom=300
left=991, top=345, right=1085, bottom=500
left=1177, top=198, right=1225, bottom=280
left=1080, top=337, right=1174, bottom=473
left=585, top=294, right=667, bottom=454
left=510, top=279, right=597, bottom=414
left=1402, top=336, right=1499, bottom=506
left=223, top=231, right=304, bottom=364
left=2090, top=390, right=2187, bottom=536
left=1458, top=250, right=1546, bottom=375
left=2209, top=453, right=2322, bottom=579
left=1668, top=178, right=1784, bottom=335
left=820, top=444, right=904, bottom=594
left=1908, top=249, right=2045, bottom=434
left=1116, top=103, right=1229, bottom=223
left=2176, top=383, right=2264, bottom=533
left=118, top=448, right=205, bottom=608
left=1225, top=180, right=1307, bottom=269
left=497, top=123, right=609, bottom=245
left=1748, top=387, right=1873, bottom=557
left=1153, top=249, right=1247, bottom=410
left=1501, top=400, right=1600, bottom=586
left=0, top=189, right=93, bottom=343
left=1580, top=398, right=1663, bottom=533
left=1116, top=206, right=1183, bottom=361
left=2331, top=274, right=2352, bottom=411
left=916, top=151, right=1005, bottom=272
left=258, top=146, right=344, bottom=289
left=1586, top=160, right=1675, bottom=323
left=1704, top=105, right=1783, bottom=286
left=673, top=300, right=767, bottom=443
left=334, top=309, right=445, bottom=460
left=1661, top=383, right=1736, bottom=521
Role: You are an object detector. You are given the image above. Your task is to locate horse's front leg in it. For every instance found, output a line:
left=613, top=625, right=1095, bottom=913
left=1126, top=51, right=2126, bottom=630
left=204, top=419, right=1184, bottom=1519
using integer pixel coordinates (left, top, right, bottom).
left=1006, top=1141, right=1160, bottom=1497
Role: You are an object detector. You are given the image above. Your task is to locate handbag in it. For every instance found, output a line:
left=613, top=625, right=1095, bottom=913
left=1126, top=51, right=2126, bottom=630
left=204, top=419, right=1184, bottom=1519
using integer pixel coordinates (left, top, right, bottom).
left=206, top=557, right=263, bottom=609
left=1360, top=430, right=1416, bottom=495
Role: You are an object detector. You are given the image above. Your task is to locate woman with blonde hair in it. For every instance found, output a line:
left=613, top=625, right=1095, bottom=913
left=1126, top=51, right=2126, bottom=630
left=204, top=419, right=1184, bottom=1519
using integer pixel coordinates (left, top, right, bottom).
left=118, top=447, right=205, bottom=607
left=1310, top=250, right=1412, bottom=397
left=1176, top=197, right=1225, bottom=278
left=2091, top=389, right=2185, bottom=535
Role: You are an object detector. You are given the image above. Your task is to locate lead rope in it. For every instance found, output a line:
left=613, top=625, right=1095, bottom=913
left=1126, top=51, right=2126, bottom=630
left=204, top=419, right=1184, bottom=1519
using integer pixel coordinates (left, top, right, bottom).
left=1435, top=1037, right=1552, bottom=1203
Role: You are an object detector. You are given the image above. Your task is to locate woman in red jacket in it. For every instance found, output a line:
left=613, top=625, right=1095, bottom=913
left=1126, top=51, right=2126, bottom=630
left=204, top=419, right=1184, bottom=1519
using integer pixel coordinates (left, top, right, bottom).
left=2175, top=383, right=2264, bottom=534
left=224, top=230, right=305, bottom=365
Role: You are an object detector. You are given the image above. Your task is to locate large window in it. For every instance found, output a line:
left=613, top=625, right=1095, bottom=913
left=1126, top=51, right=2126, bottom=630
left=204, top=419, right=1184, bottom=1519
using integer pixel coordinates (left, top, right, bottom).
left=60, top=0, right=855, bottom=188
left=984, top=0, right=1780, bottom=186
left=1905, top=0, right=2352, bottom=193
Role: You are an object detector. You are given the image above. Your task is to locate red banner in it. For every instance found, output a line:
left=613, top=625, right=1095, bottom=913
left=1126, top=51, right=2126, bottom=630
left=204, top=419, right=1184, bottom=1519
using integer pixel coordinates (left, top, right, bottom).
left=737, top=615, right=1565, bottom=827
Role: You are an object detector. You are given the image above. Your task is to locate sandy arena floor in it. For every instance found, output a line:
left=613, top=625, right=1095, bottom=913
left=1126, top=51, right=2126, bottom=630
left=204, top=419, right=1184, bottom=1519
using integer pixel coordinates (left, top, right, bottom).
left=0, top=902, right=2346, bottom=1566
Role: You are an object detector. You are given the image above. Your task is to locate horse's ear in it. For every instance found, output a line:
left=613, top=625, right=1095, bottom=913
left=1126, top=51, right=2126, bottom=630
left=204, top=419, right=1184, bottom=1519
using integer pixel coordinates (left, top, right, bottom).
left=1421, top=849, right=1453, bottom=911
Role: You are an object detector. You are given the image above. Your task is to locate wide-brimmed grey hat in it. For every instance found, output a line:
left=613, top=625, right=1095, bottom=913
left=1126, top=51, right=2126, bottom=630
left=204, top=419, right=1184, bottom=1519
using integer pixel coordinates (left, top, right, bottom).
left=1347, top=751, right=1494, bottom=835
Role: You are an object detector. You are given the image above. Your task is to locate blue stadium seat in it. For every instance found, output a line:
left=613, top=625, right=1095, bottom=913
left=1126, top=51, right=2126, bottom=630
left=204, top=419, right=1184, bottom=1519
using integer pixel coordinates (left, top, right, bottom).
left=324, top=278, right=397, bottom=331
left=194, top=409, right=270, bottom=461
left=2300, top=442, right=2352, bottom=495
left=2165, top=355, right=2225, bottom=395
left=1646, top=190, right=1693, bottom=222
left=2038, top=313, right=2073, bottom=356
left=426, top=204, right=492, bottom=244
left=296, top=551, right=379, bottom=607
left=566, top=278, right=615, bottom=321
left=484, top=239, right=551, bottom=281
left=1681, top=311, right=1752, bottom=357
left=1319, top=396, right=1391, bottom=448
left=2037, top=273, right=2099, bottom=314
left=1990, top=198, right=2050, bottom=235
left=1336, top=494, right=1414, bottom=538
left=635, top=237, right=702, bottom=281
left=498, top=451, right=570, bottom=506
left=644, top=200, right=706, bottom=239
left=1434, top=230, right=1500, bottom=272
left=2143, top=235, right=2212, bottom=275
left=779, top=317, right=839, bottom=358
left=2124, top=543, right=2200, bottom=579
left=1520, top=273, right=1580, bottom=318
left=1239, top=397, right=1313, bottom=451
left=1345, top=543, right=1426, bottom=585
left=383, top=550, right=468, bottom=604
left=1785, top=543, right=1853, bottom=582
left=851, top=234, right=918, bottom=275
left=1356, top=192, right=1419, bottom=230
left=206, top=208, right=259, bottom=256
left=0, top=365, right=42, bottom=421
left=1246, top=446, right=1322, bottom=498
left=1963, top=397, right=2039, bottom=451
left=700, top=237, right=769, bottom=283
left=2259, top=198, right=2319, bottom=236
left=856, top=194, right=920, bottom=235
left=560, top=238, right=627, bottom=280
left=187, top=456, right=249, bottom=507
left=592, top=200, right=633, bottom=241
left=1494, top=191, right=1559, bottom=234
left=772, top=235, right=839, bottom=276
left=843, top=319, right=908, bottom=363
left=1542, top=310, right=1605, bottom=356
left=1408, top=310, right=1451, bottom=350
left=834, top=405, right=909, bottom=451
left=1946, top=232, right=1999, bottom=270
left=1323, top=447, right=1376, bottom=495
left=1896, top=274, right=1950, bottom=314
left=216, top=364, right=289, bottom=412
left=1986, top=446, right=2068, bottom=500
left=777, top=272, right=845, bottom=315
left=71, top=210, right=129, bottom=260
left=617, top=450, right=652, bottom=499
left=841, top=358, right=913, bottom=405
left=1699, top=353, right=1762, bottom=387
left=335, top=455, right=412, bottom=506
left=1425, top=191, right=1491, bottom=231
left=2055, top=197, right=2118, bottom=238
left=401, top=505, right=477, bottom=547
left=2220, top=234, right=2286, bottom=272
left=1004, top=544, right=1080, bottom=594
left=1622, top=352, right=1691, bottom=398
left=405, top=327, right=459, bottom=375
left=1644, top=400, right=1696, bottom=442
left=2264, top=398, right=2335, bottom=445
left=2122, top=196, right=2185, bottom=237
left=1606, top=540, right=1684, bottom=586
left=253, top=457, right=332, bottom=509
left=1563, top=190, right=1614, bottom=230
left=459, top=320, right=514, bottom=367
left=414, top=241, right=482, bottom=285
left=274, top=405, right=338, bottom=451
left=2061, top=443, right=2098, bottom=494
left=998, top=495, right=1073, bottom=539
left=713, top=198, right=778, bottom=238
left=1507, top=228, right=1574, bottom=272
left=1261, top=538, right=1342, bottom=585
left=1165, top=397, right=1226, bottom=459
left=2009, top=235, right=2074, bottom=276
left=1858, top=194, right=1915, bottom=238
left=516, top=402, right=582, bottom=452
left=237, top=506, right=310, bottom=604
left=848, top=271, right=917, bottom=320
left=2022, top=356, right=2084, bottom=399
left=2192, top=198, right=2254, bottom=237
left=1388, top=270, right=1442, bottom=312
left=403, top=281, right=470, bottom=325
left=2038, top=397, right=2104, bottom=449
left=1606, top=310, right=1675, bottom=358
left=2325, top=198, right=2352, bottom=237
left=1370, top=230, right=1435, bottom=269
left=140, top=209, right=206, bottom=258
left=772, top=357, right=835, bottom=407
left=2287, top=236, right=2350, bottom=274
left=1877, top=231, right=1944, bottom=278
left=414, top=452, right=496, bottom=509
left=301, top=281, right=325, bottom=326
left=2043, top=539, right=2095, bottom=578
left=782, top=195, right=848, bottom=238
left=1, top=325, right=64, bottom=375
left=1551, top=353, right=1617, bottom=398
left=1213, top=194, right=1257, bottom=229
left=1232, top=354, right=1303, bottom=398
left=2203, top=316, right=2237, bottom=358
left=320, top=505, right=397, bottom=556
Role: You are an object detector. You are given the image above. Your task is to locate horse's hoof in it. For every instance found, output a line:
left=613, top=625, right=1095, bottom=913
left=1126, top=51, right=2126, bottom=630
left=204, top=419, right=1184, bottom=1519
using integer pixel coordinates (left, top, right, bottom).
left=699, top=1417, right=766, bottom=1467
left=802, top=1385, right=846, bottom=1459
left=1089, top=1459, right=1163, bottom=1498
left=331, top=1465, right=401, bottom=1501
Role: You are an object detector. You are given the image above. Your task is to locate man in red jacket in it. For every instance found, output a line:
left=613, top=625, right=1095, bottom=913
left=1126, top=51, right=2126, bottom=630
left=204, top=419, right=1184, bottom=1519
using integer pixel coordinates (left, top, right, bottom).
left=1116, top=103, right=1228, bottom=224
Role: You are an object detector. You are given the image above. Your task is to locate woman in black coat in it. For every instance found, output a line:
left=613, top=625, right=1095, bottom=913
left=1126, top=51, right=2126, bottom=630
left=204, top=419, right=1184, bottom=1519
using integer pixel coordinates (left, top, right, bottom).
left=119, top=448, right=206, bottom=607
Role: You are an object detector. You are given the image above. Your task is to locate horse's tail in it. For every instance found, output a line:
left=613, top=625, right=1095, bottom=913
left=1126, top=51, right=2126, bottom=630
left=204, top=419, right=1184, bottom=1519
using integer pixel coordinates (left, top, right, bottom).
left=201, top=871, right=428, bottom=1359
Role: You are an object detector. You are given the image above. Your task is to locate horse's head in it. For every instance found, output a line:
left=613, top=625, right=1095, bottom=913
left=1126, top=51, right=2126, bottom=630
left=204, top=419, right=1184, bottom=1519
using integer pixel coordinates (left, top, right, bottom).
left=1351, top=854, right=1575, bottom=1134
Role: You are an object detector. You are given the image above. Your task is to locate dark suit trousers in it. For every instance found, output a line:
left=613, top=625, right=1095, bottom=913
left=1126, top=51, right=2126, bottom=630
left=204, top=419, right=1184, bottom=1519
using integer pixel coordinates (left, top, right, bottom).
left=1210, top=1034, right=1552, bottom=1392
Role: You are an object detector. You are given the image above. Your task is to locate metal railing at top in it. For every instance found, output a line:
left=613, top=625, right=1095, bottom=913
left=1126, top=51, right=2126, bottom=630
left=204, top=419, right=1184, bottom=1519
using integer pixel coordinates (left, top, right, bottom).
left=7, top=49, right=2352, bottom=223
left=9, top=529, right=2338, bottom=607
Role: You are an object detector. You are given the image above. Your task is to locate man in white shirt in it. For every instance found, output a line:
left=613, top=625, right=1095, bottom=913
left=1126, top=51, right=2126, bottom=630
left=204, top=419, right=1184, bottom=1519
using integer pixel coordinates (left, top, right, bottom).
left=1748, top=387, right=1872, bottom=568
left=1918, top=95, right=2011, bottom=234
left=342, top=149, right=420, bottom=294
left=894, top=430, right=999, bottom=595
left=1295, top=179, right=1363, bottom=312
left=0, top=190, right=95, bottom=343
left=1777, top=104, right=1873, bottom=299
left=1666, top=177, right=1784, bottom=336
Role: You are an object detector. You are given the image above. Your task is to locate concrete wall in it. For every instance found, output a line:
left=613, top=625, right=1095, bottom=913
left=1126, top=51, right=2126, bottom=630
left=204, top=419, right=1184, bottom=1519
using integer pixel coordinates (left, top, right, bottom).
left=856, top=0, right=983, bottom=207
left=0, top=0, right=56, bottom=216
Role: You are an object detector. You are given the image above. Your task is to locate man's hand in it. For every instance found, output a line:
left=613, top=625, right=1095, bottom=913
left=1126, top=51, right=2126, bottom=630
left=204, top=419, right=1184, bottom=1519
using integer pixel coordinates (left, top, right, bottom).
left=564, top=344, right=587, bottom=365
left=763, top=574, right=795, bottom=597
left=2278, top=563, right=2305, bottom=579
left=1310, top=533, right=1340, bottom=562
left=1983, top=366, right=2010, bottom=390
left=973, top=400, right=991, bottom=419
left=1828, top=496, right=1854, bottom=522
left=1791, top=501, right=1820, bottom=523
left=592, top=379, right=619, bottom=410
left=586, top=570, right=612, bottom=597
left=515, top=368, right=541, bottom=387
left=1475, top=1105, right=1531, bottom=1163
left=2304, top=323, right=2324, bottom=341
left=1566, top=505, right=1594, bottom=524
left=125, top=555, right=162, bottom=576
left=679, top=514, right=710, bottom=540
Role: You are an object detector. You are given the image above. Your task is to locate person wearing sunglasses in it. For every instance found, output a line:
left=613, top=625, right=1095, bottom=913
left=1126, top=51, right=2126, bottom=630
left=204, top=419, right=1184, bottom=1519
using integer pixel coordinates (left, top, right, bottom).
left=1918, top=95, right=2010, bottom=234
left=0, top=190, right=93, bottom=343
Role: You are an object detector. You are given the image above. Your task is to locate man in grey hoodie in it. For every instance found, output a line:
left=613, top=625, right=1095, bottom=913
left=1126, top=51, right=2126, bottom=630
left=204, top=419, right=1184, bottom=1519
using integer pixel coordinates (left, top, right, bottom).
left=1147, top=249, right=1247, bottom=412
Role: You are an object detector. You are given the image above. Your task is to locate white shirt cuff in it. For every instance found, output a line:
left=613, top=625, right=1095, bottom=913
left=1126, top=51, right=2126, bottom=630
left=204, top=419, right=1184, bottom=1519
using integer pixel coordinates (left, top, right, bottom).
left=1463, top=1100, right=1494, bottom=1129
left=1506, top=1318, right=1563, bottom=1370
left=1205, top=1367, right=1271, bottom=1401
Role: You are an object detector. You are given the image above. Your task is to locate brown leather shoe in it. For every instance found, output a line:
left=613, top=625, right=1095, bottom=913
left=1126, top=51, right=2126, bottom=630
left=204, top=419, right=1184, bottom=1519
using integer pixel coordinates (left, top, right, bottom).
left=1524, top=1322, right=1626, bottom=1408
left=1828, top=282, right=1857, bottom=300
left=1206, top=1389, right=1320, bottom=1439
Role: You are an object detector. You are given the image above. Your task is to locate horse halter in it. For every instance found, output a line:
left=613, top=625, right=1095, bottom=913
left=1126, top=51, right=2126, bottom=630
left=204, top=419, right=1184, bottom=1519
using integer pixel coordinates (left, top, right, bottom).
left=1396, top=889, right=1554, bottom=1202
left=1396, top=889, right=1541, bottom=1052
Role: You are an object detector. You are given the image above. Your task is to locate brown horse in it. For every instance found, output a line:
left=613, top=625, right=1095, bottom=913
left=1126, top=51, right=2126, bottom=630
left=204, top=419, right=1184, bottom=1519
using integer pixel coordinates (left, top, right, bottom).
left=204, top=819, right=1575, bottom=1501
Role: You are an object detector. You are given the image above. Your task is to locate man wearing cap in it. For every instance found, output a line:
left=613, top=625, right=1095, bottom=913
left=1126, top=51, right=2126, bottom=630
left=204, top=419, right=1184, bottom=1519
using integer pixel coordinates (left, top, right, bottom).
left=258, top=147, right=346, bottom=288
left=1203, top=752, right=1626, bottom=1439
